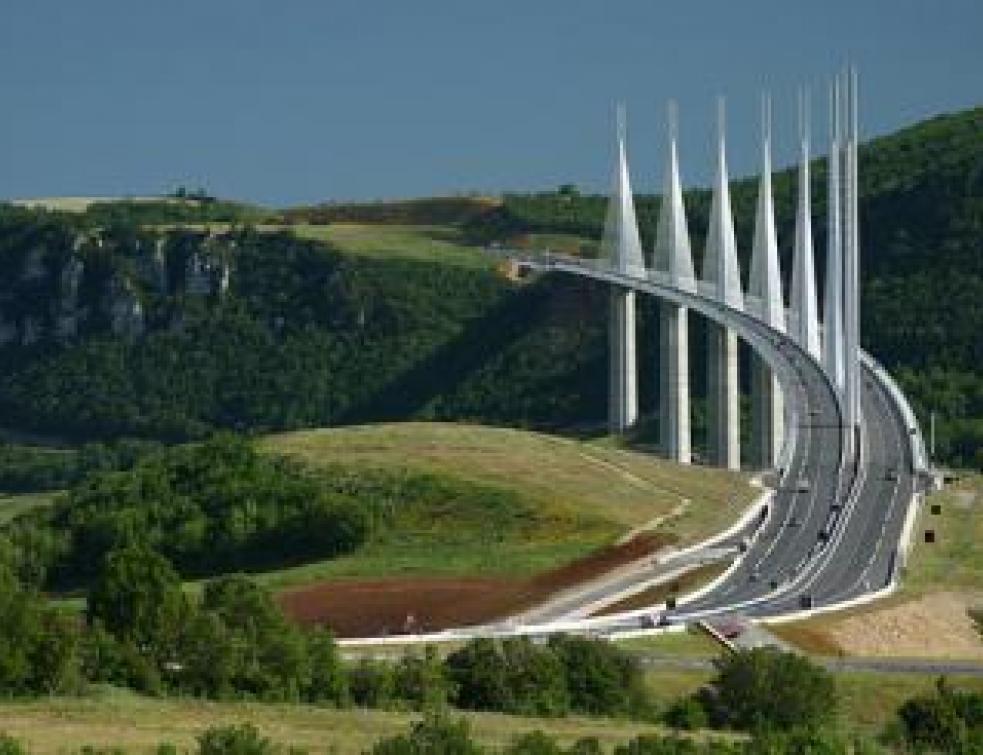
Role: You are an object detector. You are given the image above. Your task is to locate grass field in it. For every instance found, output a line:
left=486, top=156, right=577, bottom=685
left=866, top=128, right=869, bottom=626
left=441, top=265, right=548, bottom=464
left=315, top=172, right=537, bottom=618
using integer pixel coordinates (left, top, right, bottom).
left=2, top=668, right=980, bottom=752
left=288, top=223, right=494, bottom=269
left=615, top=628, right=724, bottom=659
left=256, top=422, right=753, bottom=588
left=0, top=689, right=693, bottom=755
left=0, top=490, right=58, bottom=525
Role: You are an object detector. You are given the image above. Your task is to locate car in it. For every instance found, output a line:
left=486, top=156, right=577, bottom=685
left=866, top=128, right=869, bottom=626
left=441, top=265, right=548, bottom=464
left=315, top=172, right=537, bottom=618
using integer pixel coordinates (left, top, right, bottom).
left=788, top=516, right=800, bottom=528
left=795, top=478, right=810, bottom=493
left=799, top=594, right=814, bottom=609
left=639, top=612, right=662, bottom=629
left=885, top=467, right=899, bottom=481
left=749, top=569, right=761, bottom=582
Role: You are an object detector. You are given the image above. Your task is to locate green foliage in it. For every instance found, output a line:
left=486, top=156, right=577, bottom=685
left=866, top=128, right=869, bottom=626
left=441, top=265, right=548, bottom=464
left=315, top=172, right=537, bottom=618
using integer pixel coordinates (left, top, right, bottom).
left=0, top=439, right=161, bottom=493
left=394, top=646, right=455, bottom=711
left=706, top=649, right=837, bottom=733
left=892, top=677, right=983, bottom=753
left=370, top=713, right=484, bottom=755
left=86, top=545, right=188, bottom=655
left=446, top=638, right=569, bottom=717
left=81, top=198, right=269, bottom=226
left=4, top=435, right=369, bottom=588
left=349, top=658, right=396, bottom=709
left=197, top=723, right=277, bottom=755
left=663, top=697, right=708, bottom=732
left=0, top=734, right=26, bottom=755
left=305, top=627, right=349, bottom=705
left=502, top=731, right=564, bottom=755
left=549, top=635, right=651, bottom=717
left=0, top=566, right=81, bottom=696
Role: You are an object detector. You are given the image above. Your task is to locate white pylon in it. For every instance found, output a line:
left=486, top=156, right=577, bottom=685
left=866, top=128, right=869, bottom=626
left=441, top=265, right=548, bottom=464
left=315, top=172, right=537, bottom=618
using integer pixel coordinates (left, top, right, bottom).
left=602, top=103, right=646, bottom=277
left=653, top=100, right=693, bottom=464
left=653, top=100, right=697, bottom=293
left=748, top=93, right=785, bottom=331
left=823, top=80, right=845, bottom=392
left=748, top=93, right=785, bottom=469
left=701, top=98, right=744, bottom=311
left=842, top=67, right=862, bottom=440
left=702, top=97, right=741, bottom=470
left=790, top=88, right=822, bottom=361
left=603, top=103, right=642, bottom=432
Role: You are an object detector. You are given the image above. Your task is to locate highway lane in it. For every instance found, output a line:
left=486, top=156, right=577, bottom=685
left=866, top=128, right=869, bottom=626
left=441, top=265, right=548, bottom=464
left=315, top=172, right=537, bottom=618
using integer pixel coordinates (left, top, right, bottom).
left=506, top=254, right=920, bottom=626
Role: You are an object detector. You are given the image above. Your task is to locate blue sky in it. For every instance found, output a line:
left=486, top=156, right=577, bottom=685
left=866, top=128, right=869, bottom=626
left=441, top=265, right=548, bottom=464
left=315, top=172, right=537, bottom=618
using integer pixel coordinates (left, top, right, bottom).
left=1, top=0, right=980, bottom=206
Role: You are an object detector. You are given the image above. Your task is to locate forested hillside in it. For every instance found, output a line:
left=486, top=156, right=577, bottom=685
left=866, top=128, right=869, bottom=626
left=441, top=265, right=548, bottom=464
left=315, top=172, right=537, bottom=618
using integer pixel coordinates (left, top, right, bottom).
left=0, top=107, right=978, bottom=466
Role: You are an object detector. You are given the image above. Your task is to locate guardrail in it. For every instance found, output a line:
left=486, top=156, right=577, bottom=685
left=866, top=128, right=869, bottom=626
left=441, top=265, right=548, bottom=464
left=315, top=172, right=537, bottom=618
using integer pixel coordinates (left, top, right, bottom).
left=859, top=349, right=929, bottom=474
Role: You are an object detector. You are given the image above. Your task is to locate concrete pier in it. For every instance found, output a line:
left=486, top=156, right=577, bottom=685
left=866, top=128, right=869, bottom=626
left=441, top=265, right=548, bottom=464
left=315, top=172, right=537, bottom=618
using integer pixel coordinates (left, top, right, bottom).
left=707, top=322, right=740, bottom=469
left=609, top=287, right=638, bottom=432
left=659, top=301, right=691, bottom=463
left=751, top=354, right=784, bottom=468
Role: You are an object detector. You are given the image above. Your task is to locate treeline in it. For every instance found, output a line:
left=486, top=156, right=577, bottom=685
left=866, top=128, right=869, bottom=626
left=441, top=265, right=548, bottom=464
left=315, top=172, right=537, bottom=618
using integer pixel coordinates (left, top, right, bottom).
left=0, top=438, right=161, bottom=492
left=2, top=544, right=978, bottom=752
left=281, top=196, right=499, bottom=226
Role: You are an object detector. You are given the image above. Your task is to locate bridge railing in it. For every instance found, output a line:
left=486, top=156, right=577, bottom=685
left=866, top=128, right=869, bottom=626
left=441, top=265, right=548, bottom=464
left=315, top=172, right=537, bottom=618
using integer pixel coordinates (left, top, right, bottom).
left=859, top=350, right=929, bottom=473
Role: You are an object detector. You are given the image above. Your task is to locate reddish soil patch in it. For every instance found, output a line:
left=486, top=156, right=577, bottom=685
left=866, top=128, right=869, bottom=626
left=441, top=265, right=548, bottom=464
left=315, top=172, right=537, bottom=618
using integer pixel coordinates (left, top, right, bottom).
left=277, top=533, right=671, bottom=637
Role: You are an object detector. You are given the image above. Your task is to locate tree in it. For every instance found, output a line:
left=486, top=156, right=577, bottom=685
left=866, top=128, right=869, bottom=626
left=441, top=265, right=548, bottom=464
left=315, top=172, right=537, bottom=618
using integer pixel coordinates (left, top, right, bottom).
left=706, top=649, right=837, bottom=732
left=86, top=546, right=187, bottom=657
left=349, top=658, right=395, bottom=709
left=200, top=575, right=309, bottom=700
left=549, top=635, right=648, bottom=716
left=393, top=645, right=454, bottom=711
left=305, top=627, right=348, bottom=706
left=197, top=724, right=276, bottom=755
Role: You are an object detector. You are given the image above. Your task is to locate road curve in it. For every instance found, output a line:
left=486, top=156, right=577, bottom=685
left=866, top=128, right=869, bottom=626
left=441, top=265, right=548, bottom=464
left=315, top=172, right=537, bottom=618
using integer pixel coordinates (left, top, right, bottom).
left=511, top=253, right=921, bottom=624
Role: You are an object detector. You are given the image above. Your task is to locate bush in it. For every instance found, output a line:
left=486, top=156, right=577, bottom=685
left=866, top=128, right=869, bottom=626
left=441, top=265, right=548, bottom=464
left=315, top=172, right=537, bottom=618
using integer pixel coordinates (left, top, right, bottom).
left=197, top=724, right=276, bottom=755
left=370, top=713, right=483, bottom=755
left=350, top=658, right=395, bottom=709
left=393, top=646, right=454, bottom=711
left=705, top=649, right=837, bottom=732
left=893, top=677, right=983, bottom=752
left=446, top=638, right=568, bottom=717
left=0, top=734, right=26, bottom=755
left=86, top=545, right=188, bottom=656
left=663, top=697, right=708, bottom=731
left=502, top=731, right=564, bottom=755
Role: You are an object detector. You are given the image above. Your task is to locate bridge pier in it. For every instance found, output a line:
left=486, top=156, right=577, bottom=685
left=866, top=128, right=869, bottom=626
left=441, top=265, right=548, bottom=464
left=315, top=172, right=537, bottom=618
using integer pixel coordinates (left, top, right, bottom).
left=659, top=301, right=691, bottom=463
left=751, top=354, right=784, bottom=468
left=707, top=322, right=740, bottom=469
left=609, top=286, right=638, bottom=432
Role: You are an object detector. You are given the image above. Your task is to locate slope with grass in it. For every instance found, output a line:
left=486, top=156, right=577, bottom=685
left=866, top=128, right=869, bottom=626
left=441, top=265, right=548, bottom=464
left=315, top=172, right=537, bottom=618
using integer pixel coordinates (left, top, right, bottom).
left=258, top=422, right=752, bottom=635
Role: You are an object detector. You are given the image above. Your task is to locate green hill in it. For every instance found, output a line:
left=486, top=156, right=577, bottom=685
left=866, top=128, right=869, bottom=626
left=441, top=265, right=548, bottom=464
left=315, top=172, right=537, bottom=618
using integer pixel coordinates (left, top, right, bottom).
left=0, top=106, right=978, bottom=466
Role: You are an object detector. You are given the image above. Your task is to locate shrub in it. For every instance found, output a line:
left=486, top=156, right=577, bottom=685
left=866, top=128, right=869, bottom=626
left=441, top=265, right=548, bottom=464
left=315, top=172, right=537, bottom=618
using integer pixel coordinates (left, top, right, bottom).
left=370, top=713, right=483, bottom=755
left=393, top=646, right=454, bottom=711
left=446, top=638, right=568, bottom=717
left=0, top=734, right=26, bottom=755
left=350, top=658, right=395, bottom=709
left=663, top=697, right=708, bottom=731
left=502, top=731, right=564, bottom=755
left=893, top=677, right=983, bottom=752
left=197, top=724, right=276, bottom=755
